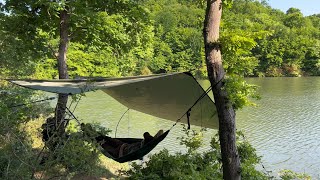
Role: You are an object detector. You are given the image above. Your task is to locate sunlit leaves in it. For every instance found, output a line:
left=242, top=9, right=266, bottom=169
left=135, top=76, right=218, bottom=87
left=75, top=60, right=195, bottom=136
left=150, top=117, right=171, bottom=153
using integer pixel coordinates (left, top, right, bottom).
left=223, top=75, right=260, bottom=109
left=1, top=0, right=153, bottom=78
left=221, top=30, right=261, bottom=76
left=222, top=0, right=233, bottom=9
left=284, top=8, right=306, bottom=28
left=219, top=2, right=269, bottom=108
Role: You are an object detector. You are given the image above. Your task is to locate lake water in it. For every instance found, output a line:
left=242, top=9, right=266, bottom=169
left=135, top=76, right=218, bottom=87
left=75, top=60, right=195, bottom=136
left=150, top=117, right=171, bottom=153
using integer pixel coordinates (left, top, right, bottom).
left=72, top=77, right=320, bottom=178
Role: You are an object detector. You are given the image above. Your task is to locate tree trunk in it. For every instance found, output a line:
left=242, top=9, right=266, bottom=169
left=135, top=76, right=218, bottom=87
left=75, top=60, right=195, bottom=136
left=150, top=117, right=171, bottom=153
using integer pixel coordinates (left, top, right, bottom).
left=55, top=9, right=69, bottom=136
left=203, top=0, right=241, bottom=179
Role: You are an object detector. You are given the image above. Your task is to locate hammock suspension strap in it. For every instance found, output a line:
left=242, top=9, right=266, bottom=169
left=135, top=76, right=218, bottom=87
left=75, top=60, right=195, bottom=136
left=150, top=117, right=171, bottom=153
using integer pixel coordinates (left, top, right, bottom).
left=187, top=109, right=191, bottom=130
left=65, top=106, right=81, bottom=126
left=170, top=76, right=223, bottom=130
left=171, top=85, right=212, bottom=130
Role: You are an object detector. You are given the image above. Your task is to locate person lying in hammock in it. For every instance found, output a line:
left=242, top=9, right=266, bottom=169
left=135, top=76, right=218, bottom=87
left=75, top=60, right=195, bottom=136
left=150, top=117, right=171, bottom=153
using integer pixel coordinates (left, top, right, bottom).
left=81, top=123, right=163, bottom=158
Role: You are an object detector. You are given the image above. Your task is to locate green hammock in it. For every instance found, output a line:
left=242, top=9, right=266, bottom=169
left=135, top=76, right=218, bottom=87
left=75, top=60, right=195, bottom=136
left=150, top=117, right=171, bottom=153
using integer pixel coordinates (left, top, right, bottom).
left=81, top=123, right=169, bottom=163
left=99, top=130, right=170, bottom=163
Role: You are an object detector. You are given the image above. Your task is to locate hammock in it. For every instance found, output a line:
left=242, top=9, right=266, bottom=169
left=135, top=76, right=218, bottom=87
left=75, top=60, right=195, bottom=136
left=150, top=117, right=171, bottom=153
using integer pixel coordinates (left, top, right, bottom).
left=100, top=130, right=170, bottom=163
left=81, top=122, right=169, bottom=163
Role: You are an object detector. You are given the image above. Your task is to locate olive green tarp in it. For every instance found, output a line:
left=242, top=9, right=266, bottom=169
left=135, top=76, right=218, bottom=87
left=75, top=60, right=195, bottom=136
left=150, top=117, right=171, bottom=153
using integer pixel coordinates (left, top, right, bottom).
left=9, top=72, right=218, bottom=129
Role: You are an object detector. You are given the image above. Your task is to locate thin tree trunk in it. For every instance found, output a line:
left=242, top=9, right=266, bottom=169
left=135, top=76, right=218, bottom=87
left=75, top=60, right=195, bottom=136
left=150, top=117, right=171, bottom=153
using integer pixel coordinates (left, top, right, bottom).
left=203, top=0, right=241, bottom=179
left=55, top=9, right=69, bottom=136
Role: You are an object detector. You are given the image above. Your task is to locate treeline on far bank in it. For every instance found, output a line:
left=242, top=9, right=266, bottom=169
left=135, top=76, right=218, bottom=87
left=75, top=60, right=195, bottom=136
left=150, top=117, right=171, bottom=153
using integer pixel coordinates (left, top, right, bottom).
left=0, top=0, right=319, bottom=79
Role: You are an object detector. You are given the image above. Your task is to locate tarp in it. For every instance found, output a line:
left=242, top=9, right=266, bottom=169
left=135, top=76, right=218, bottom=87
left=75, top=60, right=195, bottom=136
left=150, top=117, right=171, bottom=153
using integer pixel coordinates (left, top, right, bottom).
left=9, top=72, right=219, bottom=129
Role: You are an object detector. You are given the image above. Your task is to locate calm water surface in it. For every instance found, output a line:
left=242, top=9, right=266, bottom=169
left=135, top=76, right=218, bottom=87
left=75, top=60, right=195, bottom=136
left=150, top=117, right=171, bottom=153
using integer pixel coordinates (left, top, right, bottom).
left=237, top=77, right=320, bottom=178
left=73, top=77, right=320, bottom=178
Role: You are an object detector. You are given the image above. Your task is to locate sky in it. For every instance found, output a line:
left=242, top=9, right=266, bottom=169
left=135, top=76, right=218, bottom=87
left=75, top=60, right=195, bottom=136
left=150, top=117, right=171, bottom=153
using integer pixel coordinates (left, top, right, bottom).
left=267, top=0, right=320, bottom=16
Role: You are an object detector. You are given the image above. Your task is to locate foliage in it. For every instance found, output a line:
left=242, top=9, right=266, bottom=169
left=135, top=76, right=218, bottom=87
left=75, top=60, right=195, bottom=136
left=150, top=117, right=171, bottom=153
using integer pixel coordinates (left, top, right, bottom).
left=0, top=81, right=123, bottom=179
left=2, top=0, right=320, bottom=78
left=219, top=19, right=265, bottom=108
left=224, top=75, right=260, bottom=109
left=38, top=120, right=117, bottom=178
left=0, top=0, right=153, bottom=78
left=177, top=125, right=206, bottom=153
left=236, top=131, right=269, bottom=179
left=145, top=0, right=205, bottom=73
left=0, top=81, right=51, bottom=178
left=279, top=169, right=311, bottom=180
left=42, top=131, right=100, bottom=175
left=123, top=127, right=270, bottom=180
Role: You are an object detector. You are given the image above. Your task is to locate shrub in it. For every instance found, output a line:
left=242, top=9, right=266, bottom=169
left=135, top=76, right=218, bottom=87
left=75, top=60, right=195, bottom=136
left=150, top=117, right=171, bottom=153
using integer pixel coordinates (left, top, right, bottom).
left=0, top=81, right=51, bottom=179
left=279, top=170, right=311, bottom=180
left=0, top=82, right=118, bottom=179
left=123, top=126, right=269, bottom=180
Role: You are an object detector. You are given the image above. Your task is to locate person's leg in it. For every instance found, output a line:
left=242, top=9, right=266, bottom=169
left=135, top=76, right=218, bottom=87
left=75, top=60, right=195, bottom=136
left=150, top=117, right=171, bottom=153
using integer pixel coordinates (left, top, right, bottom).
left=154, top=129, right=164, bottom=138
left=120, top=142, right=141, bottom=157
left=101, top=142, right=121, bottom=158
left=142, top=130, right=164, bottom=146
left=99, top=136, right=125, bottom=147
left=118, top=143, right=129, bottom=157
left=98, top=136, right=125, bottom=158
left=143, top=132, right=154, bottom=144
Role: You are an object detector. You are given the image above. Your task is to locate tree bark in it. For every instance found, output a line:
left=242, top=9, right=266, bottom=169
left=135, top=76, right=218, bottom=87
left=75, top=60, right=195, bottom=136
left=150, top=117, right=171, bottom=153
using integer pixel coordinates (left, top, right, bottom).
left=203, top=0, right=241, bottom=179
left=55, top=9, right=69, bottom=136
